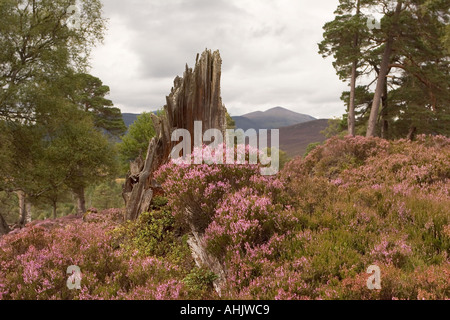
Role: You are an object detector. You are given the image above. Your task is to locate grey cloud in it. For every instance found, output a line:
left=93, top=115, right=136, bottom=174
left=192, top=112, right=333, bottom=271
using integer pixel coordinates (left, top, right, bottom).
left=91, top=0, right=346, bottom=119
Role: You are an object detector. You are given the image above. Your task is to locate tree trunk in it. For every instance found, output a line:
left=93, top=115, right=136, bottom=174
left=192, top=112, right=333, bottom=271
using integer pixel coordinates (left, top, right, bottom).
left=366, top=40, right=394, bottom=137
left=348, top=0, right=360, bottom=137
left=0, top=212, right=10, bottom=236
left=407, top=126, right=417, bottom=141
left=122, top=49, right=229, bottom=295
left=18, top=190, right=25, bottom=225
left=349, top=61, right=358, bottom=137
left=17, top=191, right=31, bottom=227
left=52, top=202, right=57, bottom=220
left=75, top=187, right=86, bottom=216
left=366, top=1, right=403, bottom=137
left=123, top=49, right=227, bottom=221
left=381, top=80, right=389, bottom=139
left=25, top=201, right=32, bottom=224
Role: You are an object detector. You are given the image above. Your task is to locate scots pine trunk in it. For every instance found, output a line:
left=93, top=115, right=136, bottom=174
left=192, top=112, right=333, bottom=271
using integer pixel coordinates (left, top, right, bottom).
left=17, top=191, right=31, bottom=227
left=18, top=191, right=25, bottom=226
left=367, top=1, right=403, bottom=137
left=52, top=202, right=57, bottom=220
left=381, top=81, right=389, bottom=139
left=349, top=60, right=358, bottom=137
left=75, top=187, right=86, bottom=216
left=348, top=0, right=360, bottom=137
left=366, top=38, right=394, bottom=137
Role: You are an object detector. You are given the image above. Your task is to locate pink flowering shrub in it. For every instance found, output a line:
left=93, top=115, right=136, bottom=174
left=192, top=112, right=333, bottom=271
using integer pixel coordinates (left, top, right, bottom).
left=156, top=137, right=449, bottom=299
left=155, top=144, right=283, bottom=232
left=0, top=208, right=205, bottom=300
left=276, top=135, right=450, bottom=299
left=1, top=136, right=449, bottom=300
left=204, top=188, right=297, bottom=259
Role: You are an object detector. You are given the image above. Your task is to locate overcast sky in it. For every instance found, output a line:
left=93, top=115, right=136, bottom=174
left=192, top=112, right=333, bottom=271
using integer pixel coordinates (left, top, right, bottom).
left=90, top=0, right=348, bottom=118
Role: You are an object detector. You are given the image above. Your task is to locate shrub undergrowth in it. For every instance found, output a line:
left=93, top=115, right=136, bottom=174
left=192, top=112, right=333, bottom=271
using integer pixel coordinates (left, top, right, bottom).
left=1, top=135, right=448, bottom=300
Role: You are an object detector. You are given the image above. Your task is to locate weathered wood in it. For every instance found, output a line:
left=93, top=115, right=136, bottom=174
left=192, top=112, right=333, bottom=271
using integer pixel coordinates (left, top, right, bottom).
left=124, top=138, right=158, bottom=220
left=122, top=49, right=229, bottom=294
left=123, top=49, right=227, bottom=220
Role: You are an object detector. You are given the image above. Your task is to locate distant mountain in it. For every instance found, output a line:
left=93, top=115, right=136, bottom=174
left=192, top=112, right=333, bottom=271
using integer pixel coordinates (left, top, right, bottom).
left=232, top=107, right=316, bottom=131
left=122, top=109, right=328, bottom=160
left=122, top=113, right=140, bottom=128
left=279, top=119, right=329, bottom=158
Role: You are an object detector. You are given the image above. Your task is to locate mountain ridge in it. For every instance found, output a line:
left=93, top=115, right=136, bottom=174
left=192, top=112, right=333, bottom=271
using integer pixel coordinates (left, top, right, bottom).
left=122, top=108, right=329, bottom=159
left=232, top=107, right=316, bottom=131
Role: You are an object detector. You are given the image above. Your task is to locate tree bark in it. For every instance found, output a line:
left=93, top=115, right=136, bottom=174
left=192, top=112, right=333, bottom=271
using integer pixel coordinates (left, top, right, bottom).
left=349, top=61, right=358, bottom=137
left=75, top=187, right=86, bottom=216
left=407, top=126, right=417, bottom=141
left=0, top=212, right=10, bottom=236
left=52, top=202, right=57, bottom=220
left=381, top=80, right=389, bottom=139
left=18, top=190, right=25, bottom=225
left=17, top=191, right=31, bottom=227
left=348, top=0, right=360, bottom=137
left=123, top=49, right=227, bottom=221
left=366, top=39, right=394, bottom=137
left=121, top=49, right=231, bottom=295
left=366, top=1, right=403, bottom=137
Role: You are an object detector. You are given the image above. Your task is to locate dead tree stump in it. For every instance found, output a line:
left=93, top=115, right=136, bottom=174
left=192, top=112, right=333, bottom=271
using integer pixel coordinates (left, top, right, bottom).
left=122, top=49, right=230, bottom=295
left=123, top=49, right=227, bottom=220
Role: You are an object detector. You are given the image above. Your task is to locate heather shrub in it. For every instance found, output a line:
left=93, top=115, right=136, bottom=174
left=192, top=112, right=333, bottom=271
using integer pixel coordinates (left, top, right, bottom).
left=1, top=135, right=448, bottom=300
left=276, top=135, right=450, bottom=299
left=153, top=136, right=449, bottom=299
left=155, top=144, right=284, bottom=232
left=0, top=210, right=194, bottom=300
left=204, top=188, right=297, bottom=259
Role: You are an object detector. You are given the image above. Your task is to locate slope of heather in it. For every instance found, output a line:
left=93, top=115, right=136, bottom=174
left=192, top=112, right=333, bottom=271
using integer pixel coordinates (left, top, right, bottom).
left=279, top=119, right=329, bottom=158
left=1, top=135, right=449, bottom=300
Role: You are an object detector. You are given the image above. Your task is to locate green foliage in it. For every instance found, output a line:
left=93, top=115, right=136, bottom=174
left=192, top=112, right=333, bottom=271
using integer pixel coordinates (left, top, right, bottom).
left=0, top=192, right=18, bottom=224
left=119, top=112, right=156, bottom=170
left=86, top=181, right=124, bottom=211
left=183, top=268, right=219, bottom=299
left=318, top=0, right=368, bottom=81
left=0, top=0, right=107, bottom=121
left=43, top=106, right=119, bottom=198
left=0, top=0, right=117, bottom=222
left=62, top=73, right=127, bottom=138
left=321, top=118, right=348, bottom=138
left=151, top=196, right=169, bottom=210
left=319, top=0, right=450, bottom=138
left=444, top=23, right=450, bottom=53
left=304, top=142, right=321, bottom=157
left=113, top=208, right=193, bottom=269
left=226, top=111, right=236, bottom=129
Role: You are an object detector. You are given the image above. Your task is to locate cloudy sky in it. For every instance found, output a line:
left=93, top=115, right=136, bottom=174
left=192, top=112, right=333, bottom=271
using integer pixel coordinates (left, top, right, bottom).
left=90, top=0, right=348, bottom=119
